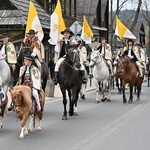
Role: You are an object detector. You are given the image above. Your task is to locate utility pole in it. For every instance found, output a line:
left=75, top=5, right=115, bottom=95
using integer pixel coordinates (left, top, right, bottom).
left=110, top=0, right=113, bottom=51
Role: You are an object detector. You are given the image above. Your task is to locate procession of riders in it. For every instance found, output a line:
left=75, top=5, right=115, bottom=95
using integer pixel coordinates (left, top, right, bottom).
left=0, top=28, right=149, bottom=112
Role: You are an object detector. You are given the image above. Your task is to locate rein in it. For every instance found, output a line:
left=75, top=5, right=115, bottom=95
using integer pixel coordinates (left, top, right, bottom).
left=64, top=61, right=75, bottom=69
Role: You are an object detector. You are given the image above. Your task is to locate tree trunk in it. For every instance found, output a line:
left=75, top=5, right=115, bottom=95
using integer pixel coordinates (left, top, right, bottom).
left=130, top=0, right=142, bottom=32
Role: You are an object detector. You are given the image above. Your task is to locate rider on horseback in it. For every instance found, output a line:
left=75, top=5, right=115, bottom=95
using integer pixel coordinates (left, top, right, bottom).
left=0, top=33, right=17, bottom=73
left=53, top=28, right=87, bottom=85
left=123, top=39, right=143, bottom=78
left=97, top=37, right=113, bottom=76
left=24, top=29, right=45, bottom=73
left=17, top=55, right=42, bottom=112
left=135, top=42, right=146, bottom=71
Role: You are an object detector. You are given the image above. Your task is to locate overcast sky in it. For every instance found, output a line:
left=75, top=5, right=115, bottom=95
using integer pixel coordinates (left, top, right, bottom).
left=111, top=0, right=135, bottom=11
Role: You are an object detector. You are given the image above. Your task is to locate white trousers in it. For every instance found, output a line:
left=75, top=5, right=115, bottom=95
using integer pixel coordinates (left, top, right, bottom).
left=32, top=88, right=41, bottom=109
left=35, top=58, right=41, bottom=73
left=55, top=57, right=85, bottom=71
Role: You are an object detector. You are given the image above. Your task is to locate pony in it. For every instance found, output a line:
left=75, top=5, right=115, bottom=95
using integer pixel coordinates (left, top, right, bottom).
left=58, top=48, right=82, bottom=120
left=9, top=85, right=45, bottom=139
left=116, top=56, right=143, bottom=103
left=13, top=43, right=49, bottom=91
left=89, top=50, right=111, bottom=103
left=0, top=55, right=11, bottom=130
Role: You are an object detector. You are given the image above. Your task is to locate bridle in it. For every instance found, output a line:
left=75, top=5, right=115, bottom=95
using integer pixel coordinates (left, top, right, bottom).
left=91, top=53, right=103, bottom=66
left=64, top=49, right=80, bottom=69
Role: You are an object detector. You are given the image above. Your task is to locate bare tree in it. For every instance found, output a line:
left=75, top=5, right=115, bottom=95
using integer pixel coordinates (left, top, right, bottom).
left=142, top=0, right=150, bottom=54
left=130, top=0, right=142, bottom=32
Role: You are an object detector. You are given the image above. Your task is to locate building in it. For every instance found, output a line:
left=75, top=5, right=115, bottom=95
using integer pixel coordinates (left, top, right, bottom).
left=0, top=0, right=109, bottom=61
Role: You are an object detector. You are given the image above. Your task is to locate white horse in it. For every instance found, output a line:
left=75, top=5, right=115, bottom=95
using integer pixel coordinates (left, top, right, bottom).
left=0, top=55, right=11, bottom=130
left=78, top=45, right=89, bottom=100
left=89, top=50, right=111, bottom=103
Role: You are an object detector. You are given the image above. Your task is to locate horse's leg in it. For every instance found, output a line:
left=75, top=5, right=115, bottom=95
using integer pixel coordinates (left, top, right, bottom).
left=20, top=116, right=28, bottom=139
left=37, top=113, right=42, bottom=131
left=69, top=91, right=76, bottom=116
left=62, top=88, right=67, bottom=120
left=122, top=81, right=127, bottom=103
left=0, top=116, right=2, bottom=131
left=94, top=79, right=100, bottom=103
left=148, top=75, right=150, bottom=86
left=28, top=115, right=34, bottom=132
left=107, top=79, right=111, bottom=101
left=74, top=90, right=79, bottom=116
left=80, top=84, right=86, bottom=100
left=128, top=85, right=133, bottom=104
left=24, top=126, right=29, bottom=136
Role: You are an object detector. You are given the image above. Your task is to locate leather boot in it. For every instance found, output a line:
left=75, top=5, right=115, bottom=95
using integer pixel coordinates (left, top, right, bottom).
left=80, top=70, right=87, bottom=84
left=53, top=71, right=58, bottom=85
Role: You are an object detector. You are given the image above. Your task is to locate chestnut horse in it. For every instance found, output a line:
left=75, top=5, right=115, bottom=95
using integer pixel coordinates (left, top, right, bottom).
left=9, top=85, right=45, bottom=139
left=116, top=56, right=143, bottom=103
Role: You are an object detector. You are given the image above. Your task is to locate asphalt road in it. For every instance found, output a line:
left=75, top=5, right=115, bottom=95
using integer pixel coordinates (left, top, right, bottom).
left=0, top=82, right=150, bottom=150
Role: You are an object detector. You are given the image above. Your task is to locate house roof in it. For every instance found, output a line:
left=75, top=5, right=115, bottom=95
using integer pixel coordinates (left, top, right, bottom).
left=76, top=0, right=99, bottom=26
left=0, top=0, right=50, bottom=29
left=122, top=21, right=145, bottom=38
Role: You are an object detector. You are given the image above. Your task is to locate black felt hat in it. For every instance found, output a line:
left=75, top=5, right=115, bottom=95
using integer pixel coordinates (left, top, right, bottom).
left=26, top=29, right=37, bottom=34
left=2, top=33, right=9, bottom=38
left=61, top=28, right=73, bottom=35
left=24, top=55, right=34, bottom=61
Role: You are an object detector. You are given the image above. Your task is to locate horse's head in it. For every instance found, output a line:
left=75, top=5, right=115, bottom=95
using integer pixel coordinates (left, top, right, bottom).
left=89, top=50, right=102, bottom=68
left=116, top=56, right=129, bottom=76
left=66, top=48, right=81, bottom=69
left=9, top=88, right=23, bottom=113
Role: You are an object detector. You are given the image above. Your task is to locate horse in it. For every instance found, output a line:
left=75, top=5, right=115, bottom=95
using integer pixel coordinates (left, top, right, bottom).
left=146, top=60, right=150, bottom=86
left=116, top=56, right=143, bottom=103
left=0, top=55, right=11, bottom=130
left=58, top=47, right=82, bottom=120
left=9, top=85, right=45, bottom=139
left=89, top=50, right=111, bottom=103
left=13, top=43, right=49, bottom=91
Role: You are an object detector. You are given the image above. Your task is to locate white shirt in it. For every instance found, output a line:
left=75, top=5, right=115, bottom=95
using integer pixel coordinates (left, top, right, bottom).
left=128, top=46, right=132, bottom=57
left=101, top=45, right=105, bottom=54
left=0, top=44, right=5, bottom=55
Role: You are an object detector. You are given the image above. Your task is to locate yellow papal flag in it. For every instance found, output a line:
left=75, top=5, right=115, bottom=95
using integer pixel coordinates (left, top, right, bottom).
left=115, top=16, right=136, bottom=39
left=49, top=0, right=66, bottom=45
left=26, top=1, right=44, bottom=41
left=81, top=15, right=93, bottom=44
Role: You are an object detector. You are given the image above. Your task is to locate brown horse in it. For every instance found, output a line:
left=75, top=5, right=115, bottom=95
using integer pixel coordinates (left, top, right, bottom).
left=0, top=91, right=8, bottom=131
left=9, top=85, right=45, bottom=139
left=116, top=56, right=143, bottom=103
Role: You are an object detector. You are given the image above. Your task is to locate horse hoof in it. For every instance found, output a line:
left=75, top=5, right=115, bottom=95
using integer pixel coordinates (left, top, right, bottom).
left=95, top=100, right=99, bottom=103
left=19, top=135, right=24, bottom=140
left=37, top=126, right=42, bottom=131
left=74, top=112, right=78, bottom=116
left=28, top=127, right=32, bottom=133
left=24, top=131, right=29, bottom=136
left=81, top=95, right=85, bottom=100
left=62, top=116, right=67, bottom=120
left=101, top=98, right=105, bottom=102
left=107, top=99, right=111, bottom=102
left=136, top=97, right=140, bottom=101
left=123, top=99, right=127, bottom=103
left=128, top=100, right=133, bottom=104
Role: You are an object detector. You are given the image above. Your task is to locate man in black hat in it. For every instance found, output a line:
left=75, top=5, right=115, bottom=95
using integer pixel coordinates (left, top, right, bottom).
left=97, top=37, right=113, bottom=76
left=135, top=42, right=146, bottom=72
left=24, top=29, right=45, bottom=73
left=53, top=28, right=87, bottom=85
left=124, top=39, right=143, bottom=78
left=17, top=54, right=42, bottom=112
left=0, top=33, right=17, bottom=73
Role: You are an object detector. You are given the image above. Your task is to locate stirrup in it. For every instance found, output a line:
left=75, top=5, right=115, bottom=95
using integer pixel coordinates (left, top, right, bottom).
left=82, top=76, right=87, bottom=84
left=53, top=77, right=58, bottom=85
